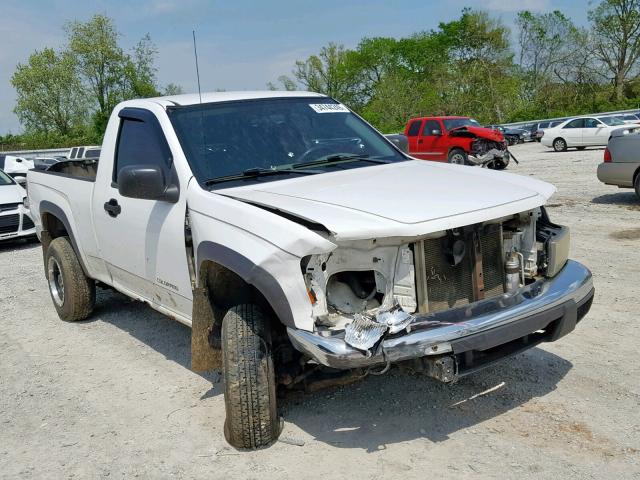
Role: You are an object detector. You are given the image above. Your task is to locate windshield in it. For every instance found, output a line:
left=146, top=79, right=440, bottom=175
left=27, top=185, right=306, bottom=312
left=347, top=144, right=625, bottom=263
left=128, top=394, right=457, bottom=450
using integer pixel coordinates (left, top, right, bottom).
left=0, top=170, right=14, bottom=186
left=168, top=97, right=406, bottom=186
left=442, top=118, right=481, bottom=131
left=598, top=116, right=626, bottom=126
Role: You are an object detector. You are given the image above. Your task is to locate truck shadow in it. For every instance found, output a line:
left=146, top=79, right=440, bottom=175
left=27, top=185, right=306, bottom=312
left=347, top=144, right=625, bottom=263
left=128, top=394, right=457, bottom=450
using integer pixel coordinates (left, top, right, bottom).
left=280, top=348, right=571, bottom=451
left=92, top=289, right=571, bottom=451
left=92, top=288, right=221, bottom=385
left=592, top=192, right=640, bottom=209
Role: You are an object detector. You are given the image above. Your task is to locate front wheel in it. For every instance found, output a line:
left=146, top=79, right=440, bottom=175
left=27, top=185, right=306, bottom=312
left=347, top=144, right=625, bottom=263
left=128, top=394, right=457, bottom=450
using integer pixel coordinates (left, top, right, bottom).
left=45, top=236, right=95, bottom=321
left=553, top=138, right=567, bottom=152
left=222, top=304, right=279, bottom=449
left=447, top=149, right=467, bottom=165
left=634, top=173, right=640, bottom=200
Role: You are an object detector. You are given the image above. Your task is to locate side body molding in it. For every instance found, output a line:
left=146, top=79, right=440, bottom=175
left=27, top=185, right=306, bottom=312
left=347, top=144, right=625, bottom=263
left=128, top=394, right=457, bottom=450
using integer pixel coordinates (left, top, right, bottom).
left=196, top=241, right=295, bottom=327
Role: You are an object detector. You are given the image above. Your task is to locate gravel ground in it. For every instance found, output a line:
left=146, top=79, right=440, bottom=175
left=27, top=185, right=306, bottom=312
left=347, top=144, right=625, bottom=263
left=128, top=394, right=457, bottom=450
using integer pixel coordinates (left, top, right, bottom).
left=1, top=142, right=639, bottom=479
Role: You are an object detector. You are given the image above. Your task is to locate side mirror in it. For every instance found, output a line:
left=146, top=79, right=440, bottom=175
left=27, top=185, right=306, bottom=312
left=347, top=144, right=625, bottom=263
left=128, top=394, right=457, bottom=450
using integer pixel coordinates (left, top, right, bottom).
left=117, top=165, right=179, bottom=203
left=431, top=129, right=442, bottom=136
left=384, top=134, right=409, bottom=153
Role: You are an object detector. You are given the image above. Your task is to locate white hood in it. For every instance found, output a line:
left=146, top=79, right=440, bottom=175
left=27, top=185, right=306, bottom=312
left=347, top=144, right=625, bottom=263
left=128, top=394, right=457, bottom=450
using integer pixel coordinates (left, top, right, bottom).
left=0, top=182, right=25, bottom=205
left=218, top=160, right=555, bottom=240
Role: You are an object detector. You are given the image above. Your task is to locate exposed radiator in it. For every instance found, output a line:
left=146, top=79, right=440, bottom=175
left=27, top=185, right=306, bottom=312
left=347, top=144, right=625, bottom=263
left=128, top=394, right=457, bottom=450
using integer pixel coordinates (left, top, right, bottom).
left=415, top=226, right=505, bottom=313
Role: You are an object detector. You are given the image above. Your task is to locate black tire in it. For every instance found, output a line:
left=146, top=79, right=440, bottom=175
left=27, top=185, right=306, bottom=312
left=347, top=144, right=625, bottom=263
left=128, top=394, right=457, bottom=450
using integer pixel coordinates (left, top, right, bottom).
left=492, top=159, right=508, bottom=170
left=222, top=304, right=279, bottom=449
left=45, top=237, right=95, bottom=321
left=553, top=138, right=567, bottom=152
left=634, top=173, right=640, bottom=200
left=447, top=149, right=467, bottom=165
left=576, top=146, right=586, bottom=151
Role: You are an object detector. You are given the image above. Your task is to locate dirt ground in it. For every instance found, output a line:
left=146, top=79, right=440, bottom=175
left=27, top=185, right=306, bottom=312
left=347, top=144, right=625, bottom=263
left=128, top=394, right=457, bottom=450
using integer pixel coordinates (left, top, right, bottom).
left=1, top=142, right=639, bottom=479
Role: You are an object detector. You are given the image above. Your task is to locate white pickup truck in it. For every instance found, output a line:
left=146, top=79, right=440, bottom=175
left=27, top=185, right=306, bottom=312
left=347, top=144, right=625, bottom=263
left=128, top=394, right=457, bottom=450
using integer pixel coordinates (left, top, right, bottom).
left=27, top=91, right=594, bottom=449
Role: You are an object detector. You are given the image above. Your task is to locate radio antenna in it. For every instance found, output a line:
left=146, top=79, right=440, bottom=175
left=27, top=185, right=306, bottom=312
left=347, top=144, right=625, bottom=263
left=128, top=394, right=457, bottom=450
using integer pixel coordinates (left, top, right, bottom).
left=192, top=30, right=202, bottom=104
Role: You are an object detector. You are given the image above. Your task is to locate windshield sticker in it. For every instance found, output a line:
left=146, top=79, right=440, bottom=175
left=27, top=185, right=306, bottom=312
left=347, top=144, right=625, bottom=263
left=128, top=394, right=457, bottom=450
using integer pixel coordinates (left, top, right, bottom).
left=309, top=103, right=350, bottom=113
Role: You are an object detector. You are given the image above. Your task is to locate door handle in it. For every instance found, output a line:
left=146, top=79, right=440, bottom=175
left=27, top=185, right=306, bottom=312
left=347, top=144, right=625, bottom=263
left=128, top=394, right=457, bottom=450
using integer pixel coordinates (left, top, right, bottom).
left=103, top=199, right=121, bottom=218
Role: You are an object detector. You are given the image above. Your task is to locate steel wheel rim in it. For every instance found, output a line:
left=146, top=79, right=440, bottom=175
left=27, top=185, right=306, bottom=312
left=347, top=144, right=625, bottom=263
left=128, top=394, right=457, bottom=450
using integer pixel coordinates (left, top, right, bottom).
left=48, top=256, right=64, bottom=307
left=450, top=154, right=465, bottom=164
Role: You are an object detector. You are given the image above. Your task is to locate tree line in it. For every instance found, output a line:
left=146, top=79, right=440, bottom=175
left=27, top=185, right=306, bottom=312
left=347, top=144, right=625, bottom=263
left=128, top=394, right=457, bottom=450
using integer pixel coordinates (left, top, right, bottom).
left=3, top=14, right=181, bottom=150
left=270, top=0, right=640, bottom=132
left=3, top=0, right=640, bottom=150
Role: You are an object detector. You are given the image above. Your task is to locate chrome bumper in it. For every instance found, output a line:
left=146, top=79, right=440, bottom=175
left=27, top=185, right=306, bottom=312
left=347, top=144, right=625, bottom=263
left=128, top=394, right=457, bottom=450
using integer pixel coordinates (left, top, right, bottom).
left=287, top=260, right=593, bottom=370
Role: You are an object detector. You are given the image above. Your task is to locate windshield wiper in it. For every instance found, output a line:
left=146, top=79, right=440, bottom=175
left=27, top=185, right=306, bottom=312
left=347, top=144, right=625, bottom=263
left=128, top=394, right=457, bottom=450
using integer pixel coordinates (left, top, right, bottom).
left=292, top=154, right=390, bottom=169
left=203, top=167, right=319, bottom=185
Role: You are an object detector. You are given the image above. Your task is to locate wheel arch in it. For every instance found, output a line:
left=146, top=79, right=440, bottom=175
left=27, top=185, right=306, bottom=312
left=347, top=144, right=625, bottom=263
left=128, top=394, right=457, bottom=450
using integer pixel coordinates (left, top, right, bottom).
left=191, top=241, right=295, bottom=372
left=39, top=201, right=89, bottom=277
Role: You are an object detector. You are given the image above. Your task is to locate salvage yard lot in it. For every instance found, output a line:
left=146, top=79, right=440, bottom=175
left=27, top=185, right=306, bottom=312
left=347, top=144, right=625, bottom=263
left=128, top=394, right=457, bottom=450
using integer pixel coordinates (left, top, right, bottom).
left=1, top=142, right=639, bottom=479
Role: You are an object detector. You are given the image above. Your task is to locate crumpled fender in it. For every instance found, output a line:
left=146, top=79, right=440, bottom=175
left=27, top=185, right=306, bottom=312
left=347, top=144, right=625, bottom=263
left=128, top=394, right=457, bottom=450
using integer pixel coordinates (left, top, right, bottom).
left=449, top=125, right=505, bottom=143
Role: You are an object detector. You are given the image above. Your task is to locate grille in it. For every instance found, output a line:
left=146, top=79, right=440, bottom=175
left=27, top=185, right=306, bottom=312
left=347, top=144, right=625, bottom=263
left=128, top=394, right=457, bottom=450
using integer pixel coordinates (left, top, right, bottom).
left=418, top=227, right=505, bottom=313
left=0, top=203, right=20, bottom=212
left=22, top=215, right=35, bottom=230
left=0, top=214, right=20, bottom=235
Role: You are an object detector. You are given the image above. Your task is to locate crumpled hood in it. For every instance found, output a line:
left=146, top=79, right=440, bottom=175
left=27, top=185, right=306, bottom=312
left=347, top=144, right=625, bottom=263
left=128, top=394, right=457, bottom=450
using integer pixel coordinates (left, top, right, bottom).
left=449, top=125, right=505, bottom=142
left=217, top=160, right=555, bottom=241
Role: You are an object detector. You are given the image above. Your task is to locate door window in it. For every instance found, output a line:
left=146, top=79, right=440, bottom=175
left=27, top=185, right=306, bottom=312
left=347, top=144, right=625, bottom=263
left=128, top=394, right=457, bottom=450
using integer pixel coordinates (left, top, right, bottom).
left=563, top=119, right=585, bottom=129
left=584, top=118, right=600, bottom=128
left=407, top=120, right=422, bottom=136
left=422, top=120, right=441, bottom=136
left=113, top=115, right=170, bottom=183
left=70, top=147, right=78, bottom=159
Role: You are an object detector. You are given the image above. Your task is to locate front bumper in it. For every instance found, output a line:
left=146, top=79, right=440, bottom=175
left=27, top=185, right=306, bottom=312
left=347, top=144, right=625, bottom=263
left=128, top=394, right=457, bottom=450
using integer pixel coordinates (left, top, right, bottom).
left=468, top=148, right=510, bottom=166
left=287, top=260, right=593, bottom=372
left=0, top=205, right=36, bottom=241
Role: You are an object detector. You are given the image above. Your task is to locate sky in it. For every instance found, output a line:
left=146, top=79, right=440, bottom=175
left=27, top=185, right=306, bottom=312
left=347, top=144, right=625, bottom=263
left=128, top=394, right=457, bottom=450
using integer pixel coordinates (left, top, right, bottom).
left=0, top=0, right=592, bottom=133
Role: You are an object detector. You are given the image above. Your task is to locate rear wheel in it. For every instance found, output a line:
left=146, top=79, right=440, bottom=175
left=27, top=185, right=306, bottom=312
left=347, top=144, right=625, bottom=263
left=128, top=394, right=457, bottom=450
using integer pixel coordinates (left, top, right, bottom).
left=447, top=149, right=467, bottom=165
left=553, top=138, right=567, bottom=152
left=634, top=173, right=640, bottom=200
left=222, top=304, right=279, bottom=449
left=45, top=237, right=95, bottom=321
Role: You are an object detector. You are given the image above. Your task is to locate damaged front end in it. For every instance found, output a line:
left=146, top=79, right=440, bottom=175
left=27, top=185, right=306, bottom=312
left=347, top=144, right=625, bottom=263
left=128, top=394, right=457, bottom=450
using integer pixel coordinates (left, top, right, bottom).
left=468, top=138, right=510, bottom=167
left=290, top=207, right=594, bottom=383
left=450, top=126, right=511, bottom=167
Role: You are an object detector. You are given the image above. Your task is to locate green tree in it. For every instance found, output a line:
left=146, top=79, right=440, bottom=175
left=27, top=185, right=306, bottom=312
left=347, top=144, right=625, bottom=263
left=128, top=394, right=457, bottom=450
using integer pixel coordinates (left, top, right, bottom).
left=11, top=48, right=87, bottom=135
left=291, top=43, right=361, bottom=105
left=589, top=0, right=640, bottom=101
left=66, top=14, right=160, bottom=133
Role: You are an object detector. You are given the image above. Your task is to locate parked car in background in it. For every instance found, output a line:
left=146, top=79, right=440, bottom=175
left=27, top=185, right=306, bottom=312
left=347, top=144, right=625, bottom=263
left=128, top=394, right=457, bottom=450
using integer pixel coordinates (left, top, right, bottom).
left=0, top=168, right=35, bottom=241
left=485, top=125, right=526, bottom=145
left=27, top=91, right=593, bottom=449
left=0, top=155, right=34, bottom=185
left=597, top=129, right=640, bottom=199
left=533, top=121, right=563, bottom=142
left=33, top=157, right=62, bottom=171
left=616, top=113, right=640, bottom=124
left=67, top=145, right=101, bottom=160
left=541, top=116, right=640, bottom=152
left=405, top=116, right=510, bottom=168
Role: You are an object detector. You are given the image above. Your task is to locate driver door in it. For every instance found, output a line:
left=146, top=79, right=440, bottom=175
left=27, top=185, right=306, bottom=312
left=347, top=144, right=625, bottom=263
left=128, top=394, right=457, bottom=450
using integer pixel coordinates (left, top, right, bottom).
left=92, top=107, right=193, bottom=319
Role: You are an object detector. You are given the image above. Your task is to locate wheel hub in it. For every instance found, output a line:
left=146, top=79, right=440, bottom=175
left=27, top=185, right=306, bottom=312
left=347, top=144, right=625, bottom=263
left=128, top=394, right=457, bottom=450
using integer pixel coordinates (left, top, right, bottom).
left=48, top=257, right=65, bottom=307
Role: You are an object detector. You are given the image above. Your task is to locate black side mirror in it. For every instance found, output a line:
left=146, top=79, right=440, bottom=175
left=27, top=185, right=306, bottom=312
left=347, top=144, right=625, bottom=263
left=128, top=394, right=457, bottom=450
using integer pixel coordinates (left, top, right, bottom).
left=431, top=129, right=442, bottom=136
left=118, top=165, right=179, bottom=203
left=384, top=134, right=409, bottom=153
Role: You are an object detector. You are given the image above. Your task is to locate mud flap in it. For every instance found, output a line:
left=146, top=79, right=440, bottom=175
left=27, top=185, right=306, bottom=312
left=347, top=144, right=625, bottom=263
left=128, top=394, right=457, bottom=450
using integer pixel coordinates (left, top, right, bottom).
left=191, top=286, right=222, bottom=371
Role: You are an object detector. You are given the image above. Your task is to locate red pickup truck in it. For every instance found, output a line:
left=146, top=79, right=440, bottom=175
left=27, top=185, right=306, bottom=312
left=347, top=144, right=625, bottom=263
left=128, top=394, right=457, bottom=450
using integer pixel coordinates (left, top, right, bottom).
left=404, top=116, right=510, bottom=169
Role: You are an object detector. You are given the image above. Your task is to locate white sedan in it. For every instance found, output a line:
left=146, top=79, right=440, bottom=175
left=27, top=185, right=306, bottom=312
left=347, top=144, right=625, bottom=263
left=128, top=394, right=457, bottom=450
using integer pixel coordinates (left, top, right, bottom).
left=0, top=169, right=36, bottom=241
left=541, top=116, right=640, bottom=152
